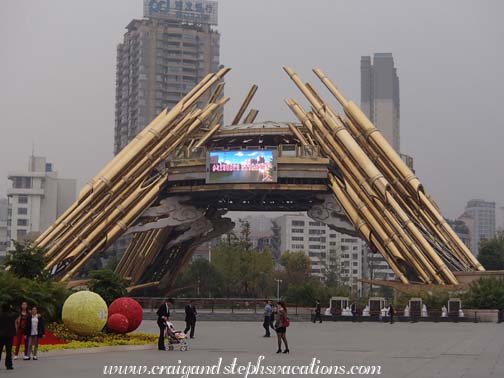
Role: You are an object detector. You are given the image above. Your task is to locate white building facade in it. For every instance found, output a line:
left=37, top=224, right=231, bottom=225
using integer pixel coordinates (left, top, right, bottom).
left=463, top=199, right=496, bottom=256
left=6, top=156, right=76, bottom=248
left=0, top=198, right=8, bottom=257
left=274, top=213, right=365, bottom=294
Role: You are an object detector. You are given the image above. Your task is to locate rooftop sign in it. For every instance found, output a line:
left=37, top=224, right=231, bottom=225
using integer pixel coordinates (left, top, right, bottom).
left=144, top=0, right=218, bottom=25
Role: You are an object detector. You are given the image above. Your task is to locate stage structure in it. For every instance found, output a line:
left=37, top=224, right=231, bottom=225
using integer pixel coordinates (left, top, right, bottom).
left=34, top=66, right=484, bottom=291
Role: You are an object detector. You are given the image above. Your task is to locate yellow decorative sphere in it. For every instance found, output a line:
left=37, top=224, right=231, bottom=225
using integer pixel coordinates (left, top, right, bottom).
left=62, top=291, right=108, bottom=336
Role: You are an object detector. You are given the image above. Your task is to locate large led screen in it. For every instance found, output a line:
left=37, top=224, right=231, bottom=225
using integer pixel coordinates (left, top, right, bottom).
left=206, top=150, right=277, bottom=184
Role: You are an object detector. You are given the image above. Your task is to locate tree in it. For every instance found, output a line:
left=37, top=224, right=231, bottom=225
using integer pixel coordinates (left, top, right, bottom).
left=212, top=241, right=243, bottom=297
left=3, top=241, right=48, bottom=280
left=478, top=233, right=504, bottom=270
left=280, top=251, right=311, bottom=280
left=0, top=270, right=70, bottom=322
left=176, top=258, right=223, bottom=297
left=88, top=269, right=127, bottom=304
left=211, top=220, right=275, bottom=298
left=463, top=277, right=504, bottom=309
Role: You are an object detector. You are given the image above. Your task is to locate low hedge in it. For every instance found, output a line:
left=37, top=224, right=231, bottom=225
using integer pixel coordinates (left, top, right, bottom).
left=40, top=323, right=157, bottom=352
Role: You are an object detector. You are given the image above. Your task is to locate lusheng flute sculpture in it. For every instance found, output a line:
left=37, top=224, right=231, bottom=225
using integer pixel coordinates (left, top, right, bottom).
left=33, top=65, right=485, bottom=289
left=34, top=68, right=231, bottom=280
left=283, top=66, right=484, bottom=285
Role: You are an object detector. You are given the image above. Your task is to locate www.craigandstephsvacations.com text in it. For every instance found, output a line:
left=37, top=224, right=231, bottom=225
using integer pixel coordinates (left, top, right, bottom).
left=103, top=356, right=382, bottom=377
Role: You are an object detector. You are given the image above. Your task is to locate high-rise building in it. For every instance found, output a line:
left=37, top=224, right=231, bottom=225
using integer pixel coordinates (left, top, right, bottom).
left=0, top=198, right=8, bottom=257
left=6, top=156, right=76, bottom=248
left=361, top=53, right=401, bottom=281
left=498, top=206, right=504, bottom=232
left=114, top=0, right=220, bottom=154
left=274, top=213, right=365, bottom=294
left=462, top=199, right=496, bottom=255
left=361, top=53, right=400, bottom=152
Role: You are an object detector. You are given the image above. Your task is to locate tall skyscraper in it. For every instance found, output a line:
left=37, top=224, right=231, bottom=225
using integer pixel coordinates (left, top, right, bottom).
left=6, top=156, right=76, bottom=248
left=361, top=53, right=400, bottom=152
left=462, top=199, right=496, bottom=255
left=114, top=0, right=220, bottom=154
left=361, top=53, right=401, bottom=282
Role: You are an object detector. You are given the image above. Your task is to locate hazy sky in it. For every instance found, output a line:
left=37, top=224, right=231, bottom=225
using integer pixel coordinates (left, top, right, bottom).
left=1, top=0, right=503, bottom=223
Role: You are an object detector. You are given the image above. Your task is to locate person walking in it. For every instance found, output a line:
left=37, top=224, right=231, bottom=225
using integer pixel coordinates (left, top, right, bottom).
left=313, top=300, right=322, bottom=323
left=156, top=298, right=173, bottom=350
left=269, top=301, right=276, bottom=331
left=0, top=303, right=18, bottom=370
left=275, top=301, right=289, bottom=354
left=351, top=302, right=357, bottom=322
left=388, top=304, right=395, bottom=324
left=14, top=301, right=29, bottom=360
left=262, top=300, right=272, bottom=337
left=183, top=300, right=197, bottom=339
left=24, top=306, right=45, bottom=360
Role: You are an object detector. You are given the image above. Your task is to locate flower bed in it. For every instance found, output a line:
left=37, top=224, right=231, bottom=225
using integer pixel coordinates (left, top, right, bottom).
left=37, top=323, right=157, bottom=352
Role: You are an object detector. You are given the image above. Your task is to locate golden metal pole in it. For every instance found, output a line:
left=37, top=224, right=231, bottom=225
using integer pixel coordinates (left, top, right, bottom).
left=244, top=109, right=259, bottom=124
left=207, top=82, right=225, bottom=104
left=328, top=174, right=410, bottom=284
left=194, top=123, right=222, bottom=149
left=232, top=84, right=258, bottom=125
left=309, top=111, right=435, bottom=283
left=46, top=99, right=228, bottom=270
left=313, top=68, right=484, bottom=272
left=287, top=123, right=309, bottom=146
left=37, top=68, right=231, bottom=250
left=290, top=101, right=436, bottom=283
left=283, top=67, right=458, bottom=284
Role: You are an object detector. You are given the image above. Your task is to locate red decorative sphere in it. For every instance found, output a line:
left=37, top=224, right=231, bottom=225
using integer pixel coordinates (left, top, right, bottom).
left=107, top=313, right=129, bottom=334
left=108, top=297, right=143, bottom=333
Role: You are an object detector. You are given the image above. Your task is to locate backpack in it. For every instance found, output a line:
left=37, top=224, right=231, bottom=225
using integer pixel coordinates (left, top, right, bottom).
left=284, top=316, right=290, bottom=327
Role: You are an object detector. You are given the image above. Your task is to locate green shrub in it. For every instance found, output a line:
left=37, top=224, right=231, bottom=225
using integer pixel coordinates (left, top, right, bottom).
left=463, top=277, right=504, bottom=309
left=0, top=270, right=70, bottom=321
left=88, top=269, right=128, bottom=305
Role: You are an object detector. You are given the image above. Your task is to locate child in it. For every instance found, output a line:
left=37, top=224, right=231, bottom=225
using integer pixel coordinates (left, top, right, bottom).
left=24, top=306, right=45, bottom=360
left=165, top=320, right=186, bottom=344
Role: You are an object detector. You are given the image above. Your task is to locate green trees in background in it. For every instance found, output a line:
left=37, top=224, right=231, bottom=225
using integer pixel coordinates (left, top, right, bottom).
left=478, top=233, right=504, bottom=271
left=175, top=219, right=275, bottom=298
left=1, top=242, right=70, bottom=321
left=463, top=277, right=504, bottom=309
left=88, top=269, right=128, bottom=305
left=176, top=258, right=223, bottom=298
left=3, top=241, right=48, bottom=280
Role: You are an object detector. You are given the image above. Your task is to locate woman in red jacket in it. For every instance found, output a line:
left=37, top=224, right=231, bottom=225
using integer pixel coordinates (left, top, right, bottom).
left=14, top=301, right=29, bottom=360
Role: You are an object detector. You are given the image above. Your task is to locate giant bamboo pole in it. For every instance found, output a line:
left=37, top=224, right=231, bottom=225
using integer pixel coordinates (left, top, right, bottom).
left=328, top=174, right=410, bottom=284
left=36, top=68, right=231, bottom=249
left=283, top=66, right=458, bottom=284
left=46, top=99, right=228, bottom=270
left=287, top=99, right=437, bottom=283
left=313, top=69, right=483, bottom=272
left=232, top=84, right=258, bottom=125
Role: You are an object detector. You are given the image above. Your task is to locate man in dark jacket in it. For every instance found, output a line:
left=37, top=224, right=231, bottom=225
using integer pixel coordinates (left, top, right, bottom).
left=156, top=298, right=173, bottom=350
left=313, top=300, right=322, bottom=323
left=389, top=304, right=395, bottom=324
left=183, top=300, right=197, bottom=339
left=0, top=303, right=18, bottom=370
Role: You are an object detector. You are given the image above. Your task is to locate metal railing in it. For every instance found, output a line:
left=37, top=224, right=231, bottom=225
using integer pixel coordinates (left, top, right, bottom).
left=131, top=297, right=310, bottom=315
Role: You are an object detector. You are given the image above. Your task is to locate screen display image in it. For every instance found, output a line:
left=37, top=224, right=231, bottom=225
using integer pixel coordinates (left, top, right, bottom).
left=207, top=150, right=277, bottom=184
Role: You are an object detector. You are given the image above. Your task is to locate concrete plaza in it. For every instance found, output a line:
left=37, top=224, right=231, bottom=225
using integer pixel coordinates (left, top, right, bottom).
left=3, top=320, right=503, bottom=378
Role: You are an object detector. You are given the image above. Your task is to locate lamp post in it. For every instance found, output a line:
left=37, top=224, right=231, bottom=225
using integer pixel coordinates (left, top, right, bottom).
left=275, top=279, right=283, bottom=301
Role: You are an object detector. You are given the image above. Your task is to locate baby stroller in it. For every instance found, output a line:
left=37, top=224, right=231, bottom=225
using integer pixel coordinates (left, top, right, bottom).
left=164, top=321, right=189, bottom=351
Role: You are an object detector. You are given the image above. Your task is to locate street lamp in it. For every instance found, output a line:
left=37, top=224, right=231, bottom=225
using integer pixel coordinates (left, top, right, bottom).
left=274, top=279, right=283, bottom=301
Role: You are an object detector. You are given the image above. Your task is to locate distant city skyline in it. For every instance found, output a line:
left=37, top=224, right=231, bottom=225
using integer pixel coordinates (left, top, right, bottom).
left=1, top=0, right=503, bottom=219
